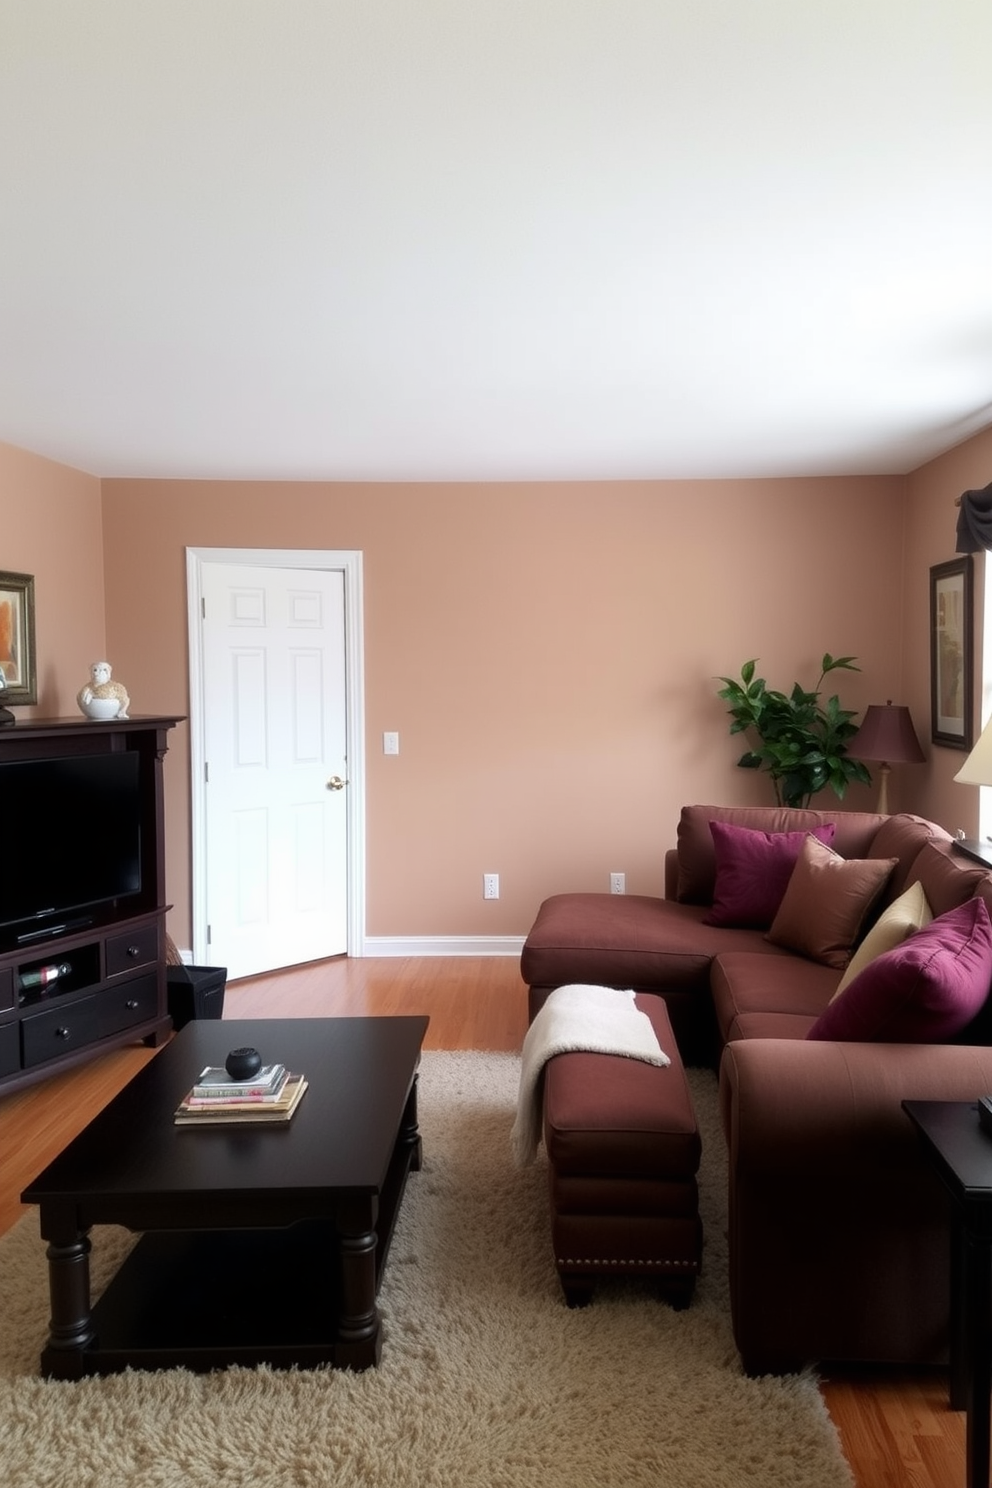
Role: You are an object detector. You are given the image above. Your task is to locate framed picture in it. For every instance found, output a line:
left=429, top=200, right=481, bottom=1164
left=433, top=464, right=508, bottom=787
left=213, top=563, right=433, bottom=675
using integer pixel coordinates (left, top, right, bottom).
left=930, top=556, right=973, bottom=749
left=0, top=570, right=37, bottom=707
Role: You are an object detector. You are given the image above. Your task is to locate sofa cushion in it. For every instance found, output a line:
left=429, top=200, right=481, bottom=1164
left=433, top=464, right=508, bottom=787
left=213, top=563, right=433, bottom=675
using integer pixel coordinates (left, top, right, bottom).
left=710, top=951, right=839, bottom=1043
left=706, top=820, right=837, bottom=929
left=521, top=893, right=804, bottom=998
left=806, top=897, right=992, bottom=1043
left=674, top=804, right=884, bottom=905
left=831, top=881, right=933, bottom=1000
left=766, top=835, right=897, bottom=969
left=725, top=1010, right=826, bottom=1040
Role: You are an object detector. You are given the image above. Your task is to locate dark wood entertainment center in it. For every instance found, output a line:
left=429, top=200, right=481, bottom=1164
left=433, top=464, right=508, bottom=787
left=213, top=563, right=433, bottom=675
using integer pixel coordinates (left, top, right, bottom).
left=0, top=715, right=182, bottom=1095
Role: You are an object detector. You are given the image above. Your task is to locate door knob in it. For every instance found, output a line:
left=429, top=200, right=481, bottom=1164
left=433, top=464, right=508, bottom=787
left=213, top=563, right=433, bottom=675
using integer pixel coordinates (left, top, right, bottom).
left=326, top=776, right=347, bottom=791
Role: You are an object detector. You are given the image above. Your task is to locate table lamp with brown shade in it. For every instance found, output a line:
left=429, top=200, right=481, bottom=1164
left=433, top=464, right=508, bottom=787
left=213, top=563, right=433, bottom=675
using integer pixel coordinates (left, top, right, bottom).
left=847, top=701, right=926, bottom=814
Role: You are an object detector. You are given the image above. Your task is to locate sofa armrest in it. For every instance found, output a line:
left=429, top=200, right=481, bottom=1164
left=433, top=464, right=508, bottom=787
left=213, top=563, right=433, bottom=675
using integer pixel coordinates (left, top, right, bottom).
left=718, top=1036, right=992, bottom=1373
left=664, top=848, right=679, bottom=900
left=720, top=1037, right=992, bottom=1172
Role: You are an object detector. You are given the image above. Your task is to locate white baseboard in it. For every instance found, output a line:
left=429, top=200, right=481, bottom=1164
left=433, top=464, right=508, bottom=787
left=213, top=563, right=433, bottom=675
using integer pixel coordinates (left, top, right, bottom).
left=361, top=935, right=526, bottom=957
left=178, top=936, right=525, bottom=972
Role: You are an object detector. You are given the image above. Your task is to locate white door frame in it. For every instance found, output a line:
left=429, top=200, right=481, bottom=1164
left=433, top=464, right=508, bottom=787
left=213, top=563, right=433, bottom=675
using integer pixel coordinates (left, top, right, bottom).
left=186, top=547, right=366, bottom=964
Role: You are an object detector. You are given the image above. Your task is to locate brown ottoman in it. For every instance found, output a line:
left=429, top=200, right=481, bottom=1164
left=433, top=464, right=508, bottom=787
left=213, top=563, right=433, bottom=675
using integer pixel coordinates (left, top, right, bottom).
left=542, top=994, right=702, bottom=1307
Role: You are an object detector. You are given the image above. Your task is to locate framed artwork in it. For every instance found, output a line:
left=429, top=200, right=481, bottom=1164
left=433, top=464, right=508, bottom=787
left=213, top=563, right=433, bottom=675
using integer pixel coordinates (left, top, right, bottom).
left=930, top=555, right=973, bottom=749
left=0, top=570, right=37, bottom=706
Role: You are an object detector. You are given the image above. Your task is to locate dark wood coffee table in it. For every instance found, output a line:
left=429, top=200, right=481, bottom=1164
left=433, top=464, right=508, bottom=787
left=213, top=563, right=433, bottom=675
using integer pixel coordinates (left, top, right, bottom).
left=21, top=1016, right=429, bottom=1379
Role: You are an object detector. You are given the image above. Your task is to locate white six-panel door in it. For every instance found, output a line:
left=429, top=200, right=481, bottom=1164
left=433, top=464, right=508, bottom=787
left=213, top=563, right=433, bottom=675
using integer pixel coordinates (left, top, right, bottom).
left=187, top=549, right=364, bottom=979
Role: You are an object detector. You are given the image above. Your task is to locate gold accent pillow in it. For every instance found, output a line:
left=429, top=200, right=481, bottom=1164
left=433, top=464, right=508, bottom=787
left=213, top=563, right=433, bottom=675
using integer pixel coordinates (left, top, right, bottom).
left=830, top=880, right=933, bottom=1001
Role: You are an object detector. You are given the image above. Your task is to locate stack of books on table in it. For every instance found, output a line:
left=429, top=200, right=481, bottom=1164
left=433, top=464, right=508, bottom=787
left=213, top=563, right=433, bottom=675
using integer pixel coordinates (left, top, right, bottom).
left=174, top=1062, right=308, bottom=1126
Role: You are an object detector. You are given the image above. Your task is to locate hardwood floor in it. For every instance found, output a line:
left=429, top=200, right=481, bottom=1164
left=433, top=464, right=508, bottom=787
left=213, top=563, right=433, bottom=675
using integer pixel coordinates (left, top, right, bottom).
left=0, top=954, right=967, bottom=1488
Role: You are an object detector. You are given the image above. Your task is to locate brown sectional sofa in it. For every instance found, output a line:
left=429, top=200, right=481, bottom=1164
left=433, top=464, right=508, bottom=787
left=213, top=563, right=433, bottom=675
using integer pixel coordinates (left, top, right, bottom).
left=521, top=804, right=992, bottom=1374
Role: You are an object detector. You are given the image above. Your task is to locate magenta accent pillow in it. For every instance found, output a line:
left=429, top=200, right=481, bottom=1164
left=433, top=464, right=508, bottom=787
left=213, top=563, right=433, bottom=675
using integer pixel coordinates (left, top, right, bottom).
left=705, top=820, right=837, bottom=929
left=806, top=897, right=992, bottom=1043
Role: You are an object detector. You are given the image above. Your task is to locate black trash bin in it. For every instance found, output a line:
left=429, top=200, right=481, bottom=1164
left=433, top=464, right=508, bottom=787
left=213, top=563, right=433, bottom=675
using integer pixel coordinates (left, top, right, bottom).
left=167, top=963, right=227, bottom=1030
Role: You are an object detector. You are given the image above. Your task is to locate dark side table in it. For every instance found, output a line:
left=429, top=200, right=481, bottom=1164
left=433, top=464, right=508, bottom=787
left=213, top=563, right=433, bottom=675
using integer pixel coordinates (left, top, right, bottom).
left=903, top=1099, right=992, bottom=1488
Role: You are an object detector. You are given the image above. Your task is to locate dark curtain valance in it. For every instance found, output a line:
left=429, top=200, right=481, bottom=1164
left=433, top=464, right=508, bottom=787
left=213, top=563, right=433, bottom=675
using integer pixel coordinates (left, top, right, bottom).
left=956, top=480, right=992, bottom=552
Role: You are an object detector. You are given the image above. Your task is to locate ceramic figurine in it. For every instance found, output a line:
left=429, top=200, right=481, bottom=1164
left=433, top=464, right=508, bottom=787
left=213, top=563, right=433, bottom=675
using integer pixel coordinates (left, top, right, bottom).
left=77, top=660, right=130, bottom=720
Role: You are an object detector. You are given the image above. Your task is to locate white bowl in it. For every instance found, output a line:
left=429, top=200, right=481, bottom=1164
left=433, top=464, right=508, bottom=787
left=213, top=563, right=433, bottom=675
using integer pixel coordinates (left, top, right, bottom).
left=80, top=697, right=121, bottom=721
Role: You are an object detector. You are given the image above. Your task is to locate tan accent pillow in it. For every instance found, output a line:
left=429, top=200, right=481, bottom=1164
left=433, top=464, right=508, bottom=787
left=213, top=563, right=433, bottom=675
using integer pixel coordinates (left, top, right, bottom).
left=830, top=880, right=933, bottom=1000
left=766, top=835, right=898, bottom=970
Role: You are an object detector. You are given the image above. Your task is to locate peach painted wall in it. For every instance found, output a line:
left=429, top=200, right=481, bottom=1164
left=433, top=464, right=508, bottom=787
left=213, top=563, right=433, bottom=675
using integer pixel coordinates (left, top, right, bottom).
left=99, top=475, right=909, bottom=947
left=0, top=441, right=105, bottom=715
left=10, top=431, right=992, bottom=953
left=903, top=425, right=992, bottom=836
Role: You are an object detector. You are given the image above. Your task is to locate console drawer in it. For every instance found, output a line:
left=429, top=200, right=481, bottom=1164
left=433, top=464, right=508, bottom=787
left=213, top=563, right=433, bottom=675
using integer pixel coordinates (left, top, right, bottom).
left=106, top=924, right=159, bottom=978
left=0, top=966, right=13, bottom=1013
left=22, top=996, right=99, bottom=1068
left=99, top=972, right=160, bottom=1037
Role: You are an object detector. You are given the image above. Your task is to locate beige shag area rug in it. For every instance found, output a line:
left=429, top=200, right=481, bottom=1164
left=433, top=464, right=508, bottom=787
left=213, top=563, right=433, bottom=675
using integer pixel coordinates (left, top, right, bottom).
left=0, top=1053, right=853, bottom=1488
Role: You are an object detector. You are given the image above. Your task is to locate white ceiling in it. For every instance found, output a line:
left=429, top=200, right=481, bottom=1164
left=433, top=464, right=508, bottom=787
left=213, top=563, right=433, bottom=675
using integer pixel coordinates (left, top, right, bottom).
left=1, top=1, right=991, bottom=483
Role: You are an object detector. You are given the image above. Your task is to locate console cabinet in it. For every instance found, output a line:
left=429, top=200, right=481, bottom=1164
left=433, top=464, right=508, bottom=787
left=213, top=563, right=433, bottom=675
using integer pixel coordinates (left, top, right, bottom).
left=0, top=715, right=183, bottom=1095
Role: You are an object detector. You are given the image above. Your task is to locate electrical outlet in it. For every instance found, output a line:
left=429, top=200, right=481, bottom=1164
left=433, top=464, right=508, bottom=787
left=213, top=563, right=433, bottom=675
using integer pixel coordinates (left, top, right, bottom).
left=484, top=873, right=499, bottom=900
left=610, top=872, right=626, bottom=894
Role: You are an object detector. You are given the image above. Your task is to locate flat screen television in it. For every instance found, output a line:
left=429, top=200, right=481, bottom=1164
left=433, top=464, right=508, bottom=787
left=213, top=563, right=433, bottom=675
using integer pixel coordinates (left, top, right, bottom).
left=0, top=751, right=143, bottom=947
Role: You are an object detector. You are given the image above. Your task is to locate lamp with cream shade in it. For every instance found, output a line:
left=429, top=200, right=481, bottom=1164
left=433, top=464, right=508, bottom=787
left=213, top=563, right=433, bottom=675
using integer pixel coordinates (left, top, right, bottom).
left=847, top=701, right=926, bottom=814
left=952, top=715, right=992, bottom=867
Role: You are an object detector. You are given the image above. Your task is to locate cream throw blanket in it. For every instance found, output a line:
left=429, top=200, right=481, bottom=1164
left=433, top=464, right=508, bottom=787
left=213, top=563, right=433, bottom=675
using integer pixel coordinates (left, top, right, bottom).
left=511, top=984, right=670, bottom=1167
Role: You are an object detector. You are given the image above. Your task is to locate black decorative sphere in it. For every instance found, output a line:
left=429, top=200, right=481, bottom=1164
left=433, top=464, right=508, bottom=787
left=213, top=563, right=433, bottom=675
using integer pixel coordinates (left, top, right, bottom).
left=225, top=1046, right=262, bottom=1080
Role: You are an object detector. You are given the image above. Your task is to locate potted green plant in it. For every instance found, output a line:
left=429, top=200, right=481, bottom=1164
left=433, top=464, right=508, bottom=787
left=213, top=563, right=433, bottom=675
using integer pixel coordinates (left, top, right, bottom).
left=716, top=654, right=872, bottom=809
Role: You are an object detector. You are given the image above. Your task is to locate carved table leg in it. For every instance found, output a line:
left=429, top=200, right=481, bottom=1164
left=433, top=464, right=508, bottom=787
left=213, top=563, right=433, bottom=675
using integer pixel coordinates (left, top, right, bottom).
left=335, top=1197, right=381, bottom=1369
left=399, top=1073, right=423, bottom=1172
left=40, top=1231, right=95, bottom=1379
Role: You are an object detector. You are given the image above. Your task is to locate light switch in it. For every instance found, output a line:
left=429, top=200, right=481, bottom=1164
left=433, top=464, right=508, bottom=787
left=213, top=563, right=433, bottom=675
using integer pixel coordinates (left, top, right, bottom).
left=383, top=731, right=400, bottom=755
